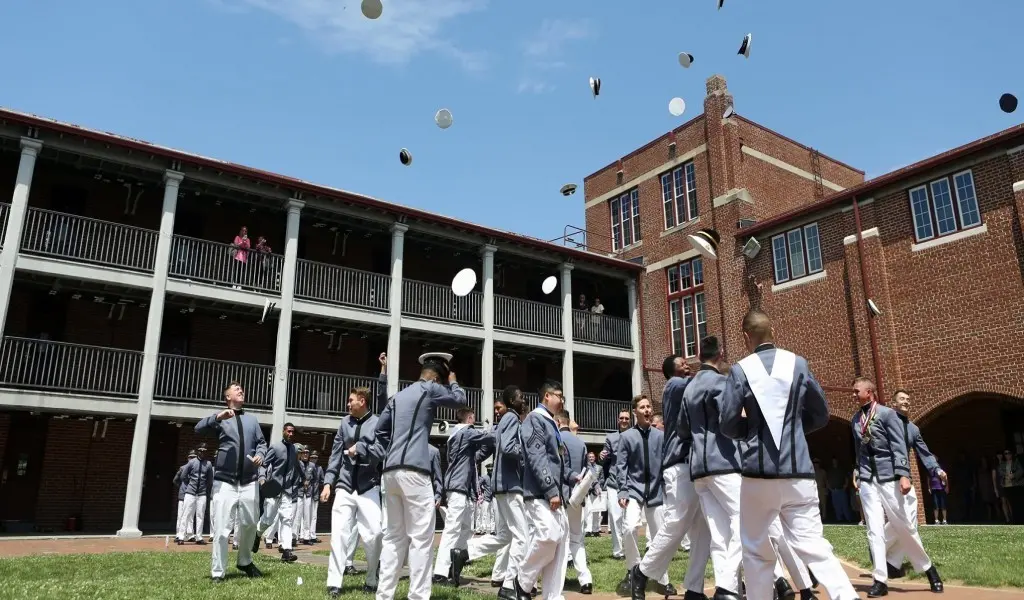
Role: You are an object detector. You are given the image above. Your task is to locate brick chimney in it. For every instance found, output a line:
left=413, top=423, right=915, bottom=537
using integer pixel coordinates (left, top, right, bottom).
left=703, top=74, right=738, bottom=196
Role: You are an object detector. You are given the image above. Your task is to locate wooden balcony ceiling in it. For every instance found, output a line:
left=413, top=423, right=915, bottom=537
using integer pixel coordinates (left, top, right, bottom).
left=14, top=273, right=150, bottom=302
left=493, top=343, right=562, bottom=360
left=400, top=329, right=482, bottom=350
left=291, top=315, right=389, bottom=337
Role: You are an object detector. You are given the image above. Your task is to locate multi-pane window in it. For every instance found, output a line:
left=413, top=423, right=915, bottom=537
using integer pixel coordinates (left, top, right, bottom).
left=660, top=161, right=698, bottom=229
left=907, top=170, right=982, bottom=242
left=610, top=188, right=642, bottom=251
left=771, top=222, right=824, bottom=284
left=667, top=257, right=706, bottom=358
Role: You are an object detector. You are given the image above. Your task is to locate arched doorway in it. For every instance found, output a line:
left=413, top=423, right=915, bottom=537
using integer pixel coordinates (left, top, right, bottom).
left=807, top=417, right=857, bottom=523
left=917, top=393, right=1024, bottom=525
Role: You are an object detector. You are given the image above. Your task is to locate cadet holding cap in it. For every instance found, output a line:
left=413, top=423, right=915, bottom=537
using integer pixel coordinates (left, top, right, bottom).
left=254, top=422, right=302, bottom=563
left=353, top=351, right=468, bottom=600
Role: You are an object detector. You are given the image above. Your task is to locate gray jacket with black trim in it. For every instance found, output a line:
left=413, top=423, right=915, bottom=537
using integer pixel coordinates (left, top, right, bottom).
left=616, top=425, right=664, bottom=507
left=852, top=402, right=912, bottom=483
left=520, top=406, right=570, bottom=502
left=685, top=365, right=743, bottom=480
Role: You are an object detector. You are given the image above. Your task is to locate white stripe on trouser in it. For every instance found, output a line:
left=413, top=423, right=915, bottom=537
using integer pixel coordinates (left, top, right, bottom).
left=328, top=488, right=383, bottom=588
left=770, top=516, right=813, bottom=590
left=565, top=503, right=593, bottom=585
left=519, top=499, right=569, bottom=600
left=434, top=492, right=474, bottom=577
left=193, top=495, right=208, bottom=540
left=310, top=499, right=320, bottom=537
left=604, top=487, right=623, bottom=556
left=210, top=480, right=259, bottom=579
left=860, top=479, right=931, bottom=582
left=377, top=470, right=435, bottom=600
left=695, top=472, right=743, bottom=594
left=739, top=478, right=857, bottom=600
left=468, top=493, right=528, bottom=588
left=884, top=483, right=919, bottom=568
left=178, top=494, right=197, bottom=541
left=622, top=499, right=669, bottom=586
left=258, top=495, right=296, bottom=550
left=640, top=462, right=710, bottom=594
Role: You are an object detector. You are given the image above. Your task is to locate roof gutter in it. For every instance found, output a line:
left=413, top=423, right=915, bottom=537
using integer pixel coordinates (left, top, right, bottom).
left=851, top=196, right=885, bottom=399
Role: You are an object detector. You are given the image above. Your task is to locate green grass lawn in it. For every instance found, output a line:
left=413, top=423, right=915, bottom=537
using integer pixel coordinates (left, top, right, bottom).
left=1, top=526, right=1021, bottom=599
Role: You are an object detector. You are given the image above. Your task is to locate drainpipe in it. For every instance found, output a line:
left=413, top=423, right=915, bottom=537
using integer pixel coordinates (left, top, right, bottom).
left=851, top=196, right=885, bottom=399
left=636, top=275, right=661, bottom=375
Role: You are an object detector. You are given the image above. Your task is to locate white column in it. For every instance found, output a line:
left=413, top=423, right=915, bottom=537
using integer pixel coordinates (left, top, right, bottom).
left=386, top=223, right=408, bottom=397
left=627, top=277, right=642, bottom=398
left=0, top=137, right=42, bottom=341
left=480, top=245, right=497, bottom=425
left=117, top=169, right=183, bottom=538
left=560, top=262, right=574, bottom=417
left=272, top=199, right=304, bottom=434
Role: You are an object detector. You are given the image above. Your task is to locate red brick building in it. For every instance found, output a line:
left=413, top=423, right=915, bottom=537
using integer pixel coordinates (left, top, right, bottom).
left=583, top=74, right=1024, bottom=524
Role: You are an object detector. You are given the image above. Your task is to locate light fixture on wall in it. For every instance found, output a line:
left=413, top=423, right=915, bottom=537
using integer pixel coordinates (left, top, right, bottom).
left=742, top=237, right=761, bottom=260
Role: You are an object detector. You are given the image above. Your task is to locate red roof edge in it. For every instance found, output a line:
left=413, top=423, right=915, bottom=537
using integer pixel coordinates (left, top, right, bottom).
left=0, top=108, right=643, bottom=273
left=583, top=114, right=705, bottom=183
left=740, top=123, right=1024, bottom=237
left=733, top=115, right=865, bottom=175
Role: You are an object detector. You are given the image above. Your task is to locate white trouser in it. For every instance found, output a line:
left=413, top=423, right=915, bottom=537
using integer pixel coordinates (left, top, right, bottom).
left=740, top=478, right=857, bottom=600
left=640, top=463, right=710, bottom=594
left=346, top=527, right=359, bottom=566
left=884, top=483, right=919, bottom=567
left=770, top=516, right=813, bottom=590
left=328, top=487, right=383, bottom=588
left=178, top=494, right=197, bottom=541
left=605, top=487, right=623, bottom=556
left=194, top=494, right=208, bottom=539
left=210, top=480, right=259, bottom=579
left=860, top=479, right=931, bottom=582
left=476, top=499, right=494, bottom=532
left=565, top=503, right=593, bottom=585
left=258, top=495, right=296, bottom=550
left=434, top=492, right=475, bottom=577
left=584, top=495, right=601, bottom=533
left=310, top=498, right=320, bottom=537
left=622, top=499, right=669, bottom=585
left=298, top=496, right=312, bottom=539
left=519, top=499, right=569, bottom=600
left=264, top=505, right=281, bottom=543
left=468, top=493, right=529, bottom=589
left=175, top=499, right=190, bottom=540
left=695, top=472, right=743, bottom=594
left=377, top=470, right=435, bottom=600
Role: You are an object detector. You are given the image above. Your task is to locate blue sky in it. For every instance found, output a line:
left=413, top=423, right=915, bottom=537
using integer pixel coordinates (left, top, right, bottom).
left=1, top=0, right=1020, bottom=242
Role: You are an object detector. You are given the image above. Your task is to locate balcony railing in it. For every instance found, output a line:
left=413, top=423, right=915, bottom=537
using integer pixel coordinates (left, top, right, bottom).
left=402, top=279, right=482, bottom=326
left=287, top=369, right=384, bottom=417
left=399, top=379, right=483, bottom=422
left=20, top=208, right=159, bottom=273
left=495, top=295, right=561, bottom=338
left=294, top=259, right=390, bottom=313
left=169, top=235, right=284, bottom=294
left=0, top=337, right=142, bottom=398
left=0, top=203, right=9, bottom=248
left=576, top=396, right=631, bottom=433
left=572, top=309, right=631, bottom=348
left=154, top=354, right=274, bottom=409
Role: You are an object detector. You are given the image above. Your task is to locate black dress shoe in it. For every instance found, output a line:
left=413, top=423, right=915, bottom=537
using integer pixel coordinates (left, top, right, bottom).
left=345, top=566, right=361, bottom=575
left=775, top=577, right=796, bottom=600
left=432, top=574, right=450, bottom=585
left=497, top=586, right=517, bottom=600
left=867, top=580, right=888, bottom=597
left=713, top=587, right=741, bottom=600
left=327, top=586, right=342, bottom=598
left=887, top=563, right=905, bottom=579
left=567, top=560, right=575, bottom=571
left=451, top=547, right=469, bottom=586
left=661, top=582, right=678, bottom=597
left=265, top=542, right=273, bottom=549
left=362, top=584, right=377, bottom=593
left=809, top=569, right=819, bottom=589
left=491, top=580, right=504, bottom=588
left=683, top=591, right=709, bottom=600
left=513, top=578, right=533, bottom=600
left=281, top=550, right=298, bottom=562
left=580, top=583, right=593, bottom=595
left=925, top=566, right=944, bottom=593
left=237, top=562, right=263, bottom=578
left=630, top=565, right=649, bottom=600
left=251, top=536, right=261, bottom=554
left=195, top=539, right=207, bottom=545
left=800, top=589, right=815, bottom=600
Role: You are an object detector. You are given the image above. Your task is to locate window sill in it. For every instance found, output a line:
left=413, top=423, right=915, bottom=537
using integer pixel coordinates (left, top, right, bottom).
left=771, top=270, right=827, bottom=293
left=911, top=223, right=987, bottom=252
left=660, top=217, right=701, bottom=238
left=611, top=241, right=643, bottom=255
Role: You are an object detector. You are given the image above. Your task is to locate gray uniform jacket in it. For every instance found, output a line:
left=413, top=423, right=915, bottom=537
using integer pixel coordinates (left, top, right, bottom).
left=617, top=425, right=664, bottom=507
left=359, top=379, right=468, bottom=477
left=173, top=464, right=188, bottom=501
left=851, top=403, right=912, bottom=483
left=429, top=446, right=443, bottom=503
left=298, top=461, right=317, bottom=498
left=520, top=406, right=569, bottom=502
left=601, top=431, right=625, bottom=490
left=196, top=460, right=213, bottom=496
left=559, top=427, right=589, bottom=500
left=324, top=412, right=381, bottom=495
left=719, top=343, right=829, bottom=479
left=480, top=477, right=493, bottom=503
left=898, top=414, right=941, bottom=477
left=183, top=457, right=213, bottom=496
left=443, top=424, right=494, bottom=497
left=314, top=465, right=324, bottom=498
left=685, top=365, right=742, bottom=480
left=259, top=438, right=303, bottom=500
left=195, top=410, right=268, bottom=486
left=486, top=411, right=524, bottom=495
left=661, top=375, right=693, bottom=470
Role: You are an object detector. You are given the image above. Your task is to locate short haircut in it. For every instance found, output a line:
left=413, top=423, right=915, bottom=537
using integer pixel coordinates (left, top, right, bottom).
left=350, top=387, right=371, bottom=402
left=560, top=409, right=571, bottom=422
left=699, top=335, right=721, bottom=362
left=853, top=376, right=876, bottom=392
left=652, top=414, right=664, bottom=424
left=662, top=354, right=681, bottom=380
left=502, top=385, right=526, bottom=414
left=456, top=408, right=474, bottom=423
left=618, top=409, right=631, bottom=419
left=633, top=394, right=650, bottom=409
left=539, top=380, right=563, bottom=399
left=222, top=381, right=242, bottom=396
left=555, top=412, right=570, bottom=425
left=741, top=309, right=772, bottom=342
left=283, top=422, right=294, bottom=430
left=892, top=388, right=909, bottom=399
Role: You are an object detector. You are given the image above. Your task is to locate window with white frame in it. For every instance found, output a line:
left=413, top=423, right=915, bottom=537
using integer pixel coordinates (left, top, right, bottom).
left=610, top=188, right=642, bottom=251
left=660, top=161, right=698, bottom=229
left=667, top=257, right=707, bottom=358
left=771, top=222, right=824, bottom=284
left=907, top=169, right=982, bottom=242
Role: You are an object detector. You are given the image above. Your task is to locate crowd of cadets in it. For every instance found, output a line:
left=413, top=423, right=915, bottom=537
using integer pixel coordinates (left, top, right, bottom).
left=181, top=309, right=950, bottom=600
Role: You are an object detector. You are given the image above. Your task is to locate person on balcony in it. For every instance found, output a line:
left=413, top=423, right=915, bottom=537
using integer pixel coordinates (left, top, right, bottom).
left=230, top=226, right=250, bottom=290
left=253, top=236, right=273, bottom=289
left=195, top=380, right=268, bottom=582
left=353, top=351, right=467, bottom=600
left=254, top=421, right=302, bottom=563
left=437, top=407, right=495, bottom=587
left=599, top=409, right=631, bottom=560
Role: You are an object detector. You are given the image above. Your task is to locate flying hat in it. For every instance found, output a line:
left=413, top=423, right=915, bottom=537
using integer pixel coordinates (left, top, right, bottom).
left=399, top=148, right=413, bottom=166
left=419, top=352, right=453, bottom=381
left=717, top=0, right=725, bottom=8
left=541, top=275, right=557, bottom=295
left=451, top=268, right=477, bottom=297
left=688, top=228, right=721, bottom=260
left=435, top=108, right=453, bottom=129
left=723, top=105, right=736, bottom=119
left=678, top=52, right=694, bottom=68
left=589, top=77, right=601, bottom=98
left=669, top=97, right=686, bottom=117
left=738, top=33, right=752, bottom=58
left=1000, top=93, right=1018, bottom=114
left=560, top=183, right=577, bottom=196
left=361, top=0, right=383, bottom=19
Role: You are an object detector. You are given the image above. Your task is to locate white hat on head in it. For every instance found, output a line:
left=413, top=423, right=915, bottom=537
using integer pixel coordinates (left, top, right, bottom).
left=419, top=352, right=453, bottom=365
